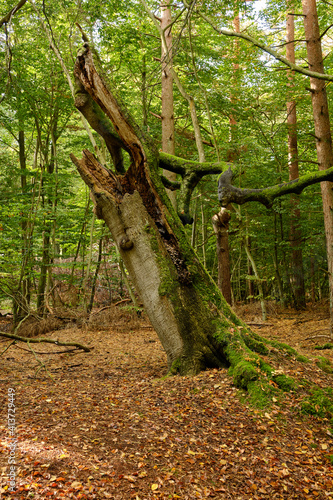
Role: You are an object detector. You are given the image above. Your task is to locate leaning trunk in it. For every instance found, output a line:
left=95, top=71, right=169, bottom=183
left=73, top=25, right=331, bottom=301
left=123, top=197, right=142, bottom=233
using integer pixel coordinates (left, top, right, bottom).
left=70, top=45, right=269, bottom=385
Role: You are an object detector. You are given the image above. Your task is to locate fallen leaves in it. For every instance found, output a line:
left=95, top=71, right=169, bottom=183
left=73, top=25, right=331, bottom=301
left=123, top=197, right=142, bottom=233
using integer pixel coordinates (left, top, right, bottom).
left=0, top=319, right=332, bottom=499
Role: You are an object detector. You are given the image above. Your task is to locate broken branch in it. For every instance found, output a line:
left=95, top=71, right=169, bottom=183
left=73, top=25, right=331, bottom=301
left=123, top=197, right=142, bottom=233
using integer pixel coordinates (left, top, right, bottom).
left=0, top=331, right=91, bottom=352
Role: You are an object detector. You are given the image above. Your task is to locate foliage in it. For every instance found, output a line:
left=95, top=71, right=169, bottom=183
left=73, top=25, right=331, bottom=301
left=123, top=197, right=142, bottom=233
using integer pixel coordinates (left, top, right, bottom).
left=0, top=0, right=333, bottom=318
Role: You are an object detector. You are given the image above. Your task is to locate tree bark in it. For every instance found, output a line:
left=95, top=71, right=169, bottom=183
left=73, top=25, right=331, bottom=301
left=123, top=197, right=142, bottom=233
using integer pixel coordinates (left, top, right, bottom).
left=212, top=3, right=241, bottom=307
left=0, top=0, right=27, bottom=27
left=286, top=3, right=306, bottom=309
left=16, top=128, right=31, bottom=322
left=70, top=44, right=276, bottom=385
left=212, top=208, right=232, bottom=305
left=302, top=0, right=333, bottom=331
left=70, top=45, right=333, bottom=389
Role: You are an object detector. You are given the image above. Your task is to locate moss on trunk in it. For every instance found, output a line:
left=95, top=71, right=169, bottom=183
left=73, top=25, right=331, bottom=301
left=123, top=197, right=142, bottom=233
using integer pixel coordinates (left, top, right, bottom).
left=70, top=44, right=306, bottom=402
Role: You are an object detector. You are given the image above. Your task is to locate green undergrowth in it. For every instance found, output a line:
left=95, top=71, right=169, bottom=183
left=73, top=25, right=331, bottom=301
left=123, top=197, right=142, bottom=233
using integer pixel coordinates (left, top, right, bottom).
left=316, top=356, right=333, bottom=374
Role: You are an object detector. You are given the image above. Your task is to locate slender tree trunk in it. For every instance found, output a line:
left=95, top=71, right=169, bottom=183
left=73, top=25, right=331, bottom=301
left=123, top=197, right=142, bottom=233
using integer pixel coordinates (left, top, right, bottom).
left=273, top=214, right=285, bottom=305
left=191, top=197, right=198, bottom=249
left=243, top=238, right=267, bottom=322
left=88, top=234, right=104, bottom=314
left=212, top=4, right=241, bottom=305
left=141, top=42, right=148, bottom=130
left=302, top=0, right=333, bottom=333
left=212, top=208, right=232, bottom=305
left=82, top=213, right=96, bottom=313
left=286, top=4, right=306, bottom=309
left=200, top=195, right=207, bottom=268
left=214, top=4, right=240, bottom=301
left=246, top=230, right=254, bottom=302
left=161, top=0, right=176, bottom=209
left=36, top=111, right=59, bottom=315
left=310, top=254, right=316, bottom=303
left=17, top=128, right=30, bottom=320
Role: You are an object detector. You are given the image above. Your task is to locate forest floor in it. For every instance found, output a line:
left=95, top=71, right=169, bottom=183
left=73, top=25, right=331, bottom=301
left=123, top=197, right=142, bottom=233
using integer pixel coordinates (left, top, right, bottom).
left=0, top=302, right=333, bottom=500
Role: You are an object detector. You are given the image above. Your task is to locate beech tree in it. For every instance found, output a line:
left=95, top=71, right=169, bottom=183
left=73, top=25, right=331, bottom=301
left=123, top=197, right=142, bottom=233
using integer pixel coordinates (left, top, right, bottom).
left=2, top=0, right=333, bottom=387
left=70, top=44, right=333, bottom=386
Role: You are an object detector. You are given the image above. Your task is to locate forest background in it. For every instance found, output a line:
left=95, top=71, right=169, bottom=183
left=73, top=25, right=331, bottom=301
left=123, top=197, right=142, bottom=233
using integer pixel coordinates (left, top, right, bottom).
left=0, top=0, right=333, bottom=328
left=2, top=2, right=333, bottom=498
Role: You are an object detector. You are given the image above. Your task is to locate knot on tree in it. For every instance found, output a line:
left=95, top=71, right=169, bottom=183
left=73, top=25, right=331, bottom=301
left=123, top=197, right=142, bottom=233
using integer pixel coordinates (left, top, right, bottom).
left=119, top=236, right=134, bottom=251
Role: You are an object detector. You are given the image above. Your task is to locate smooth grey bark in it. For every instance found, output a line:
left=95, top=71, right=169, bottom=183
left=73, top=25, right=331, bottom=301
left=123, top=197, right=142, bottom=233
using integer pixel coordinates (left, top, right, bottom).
left=69, top=44, right=271, bottom=382
left=69, top=44, right=333, bottom=387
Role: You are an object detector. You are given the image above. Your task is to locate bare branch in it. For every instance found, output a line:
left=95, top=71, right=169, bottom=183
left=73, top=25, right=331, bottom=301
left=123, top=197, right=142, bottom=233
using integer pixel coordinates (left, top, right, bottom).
left=0, top=0, right=27, bottom=27
left=0, top=331, right=91, bottom=352
left=320, top=23, right=333, bottom=40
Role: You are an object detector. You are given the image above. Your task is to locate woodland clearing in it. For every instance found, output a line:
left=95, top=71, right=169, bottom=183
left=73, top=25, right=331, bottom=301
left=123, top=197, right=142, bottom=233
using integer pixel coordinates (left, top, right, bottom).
left=0, top=303, right=333, bottom=500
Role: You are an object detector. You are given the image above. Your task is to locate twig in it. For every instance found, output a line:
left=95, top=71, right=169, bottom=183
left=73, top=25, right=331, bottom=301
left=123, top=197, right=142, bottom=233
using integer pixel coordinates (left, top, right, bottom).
left=13, top=344, right=80, bottom=355
left=27, top=341, right=55, bottom=382
left=90, top=305, right=112, bottom=316
left=305, top=333, right=332, bottom=340
left=246, top=322, right=274, bottom=326
left=114, top=298, right=132, bottom=307
left=0, top=340, right=16, bottom=356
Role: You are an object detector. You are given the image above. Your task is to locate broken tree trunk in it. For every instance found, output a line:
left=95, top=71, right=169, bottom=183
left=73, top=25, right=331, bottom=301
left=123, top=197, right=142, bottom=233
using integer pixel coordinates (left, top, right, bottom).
left=70, top=44, right=329, bottom=390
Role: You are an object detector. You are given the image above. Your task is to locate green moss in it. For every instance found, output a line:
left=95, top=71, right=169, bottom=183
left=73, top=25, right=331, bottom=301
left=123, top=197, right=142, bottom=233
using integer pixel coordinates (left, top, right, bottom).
left=241, top=332, right=269, bottom=355
left=296, top=355, right=309, bottom=363
left=259, top=360, right=273, bottom=377
left=169, top=358, right=181, bottom=375
left=301, top=387, right=333, bottom=421
left=266, top=338, right=298, bottom=357
left=273, top=374, right=295, bottom=392
left=316, top=356, right=333, bottom=374
left=245, top=379, right=278, bottom=409
left=232, top=361, right=258, bottom=389
left=315, top=343, right=333, bottom=350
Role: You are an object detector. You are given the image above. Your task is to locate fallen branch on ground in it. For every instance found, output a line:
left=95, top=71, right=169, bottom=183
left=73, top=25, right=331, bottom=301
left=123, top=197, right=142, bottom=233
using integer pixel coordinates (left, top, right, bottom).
left=305, top=332, right=333, bottom=340
left=0, top=331, right=91, bottom=352
left=13, top=344, right=83, bottom=355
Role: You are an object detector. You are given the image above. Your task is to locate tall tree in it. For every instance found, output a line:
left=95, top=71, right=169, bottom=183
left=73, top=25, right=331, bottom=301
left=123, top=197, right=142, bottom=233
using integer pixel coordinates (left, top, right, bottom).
left=302, top=0, right=333, bottom=331
left=212, top=3, right=241, bottom=306
left=286, top=1, right=306, bottom=309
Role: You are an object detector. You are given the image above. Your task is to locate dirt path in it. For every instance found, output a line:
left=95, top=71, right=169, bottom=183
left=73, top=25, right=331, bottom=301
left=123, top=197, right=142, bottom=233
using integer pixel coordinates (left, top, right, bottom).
left=0, top=306, right=332, bottom=499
